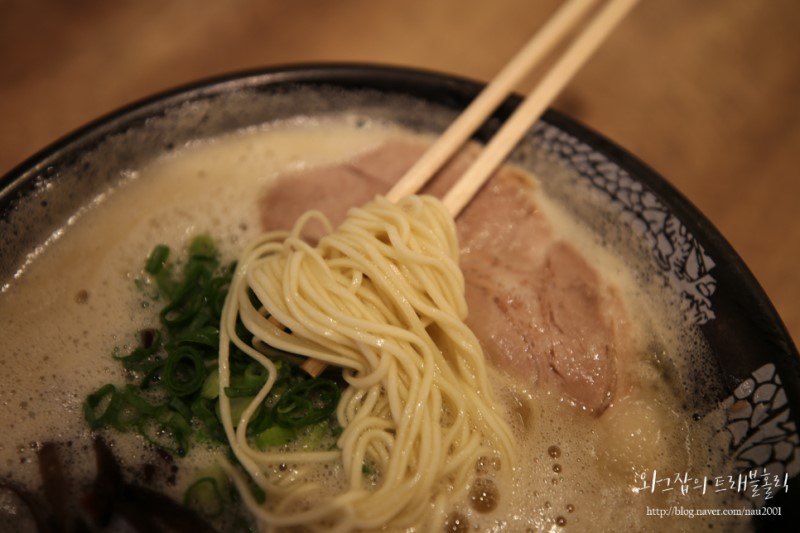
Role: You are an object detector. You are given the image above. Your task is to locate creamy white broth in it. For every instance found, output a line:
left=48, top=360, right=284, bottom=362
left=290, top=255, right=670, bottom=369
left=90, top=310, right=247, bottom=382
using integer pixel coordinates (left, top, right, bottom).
left=0, top=116, right=745, bottom=530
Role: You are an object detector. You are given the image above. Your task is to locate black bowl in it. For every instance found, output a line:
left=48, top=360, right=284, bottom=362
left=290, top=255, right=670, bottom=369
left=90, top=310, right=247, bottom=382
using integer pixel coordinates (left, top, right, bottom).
left=2, top=64, right=798, bottom=529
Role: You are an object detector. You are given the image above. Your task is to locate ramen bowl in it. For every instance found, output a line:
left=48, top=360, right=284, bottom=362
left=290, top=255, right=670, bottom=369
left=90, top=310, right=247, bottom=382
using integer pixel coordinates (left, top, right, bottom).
left=1, top=65, right=798, bottom=531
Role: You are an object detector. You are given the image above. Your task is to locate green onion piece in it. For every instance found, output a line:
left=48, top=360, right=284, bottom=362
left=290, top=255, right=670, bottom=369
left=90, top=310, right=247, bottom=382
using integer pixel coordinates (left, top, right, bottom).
left=154, top=268, right=176, bottom=298
left=160, top=287, right=204, bottom=329
left=243, top=362, right=268, bottom=386
left=206, top=273, right=233, bottom=319
left=85, top=384, right=164, bottom=433
left=84, top=384, right=121, bottom=430
left=120, top=385, right=158, bottom=414
left=224, top=361, right=269, bottom=398
left=246, top=401, right=275, bottom=434
left=111, top=387, right=154, bottom=431
left=145, top=244, right=170, bottom=275
left=168, top=396, right=193, bottom=421
left=225, top=396, right=259, bottom=428
left=189, top=234, right=217, bottom=259
left=114, top=330, right=163, bottom=372
left=301, top=421, right=330, bottom=450
left=138, top=363, right=165, bottom=391
left=138, top=408, right=191, bottom=456
left=191, top=397, right=226, bottom=443
left=271, top=379, right=340, bottom=428
left=184, top=477, right=224, bottom=518
left=255, top=425, right=296, bottom=450
left=163, top=346, right=207, bottom=397
left=169, top=325, right=219, bottom=349
left=201, top=368, right=220, bottom=400
left=158, top=249, right=219, bottom=329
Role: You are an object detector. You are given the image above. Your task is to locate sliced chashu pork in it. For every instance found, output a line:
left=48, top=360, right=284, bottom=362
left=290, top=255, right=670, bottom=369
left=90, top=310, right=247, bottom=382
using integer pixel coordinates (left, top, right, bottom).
left=259, top=140, right=629, bottom=413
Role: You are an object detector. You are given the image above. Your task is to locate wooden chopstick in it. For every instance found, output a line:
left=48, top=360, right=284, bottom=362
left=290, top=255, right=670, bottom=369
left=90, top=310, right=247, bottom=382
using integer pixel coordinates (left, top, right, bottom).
left=386, top=0, right=600, bottom=204
left=301, top=0, right=639, bottom=378
left=442, top=0, right=639, bottom=216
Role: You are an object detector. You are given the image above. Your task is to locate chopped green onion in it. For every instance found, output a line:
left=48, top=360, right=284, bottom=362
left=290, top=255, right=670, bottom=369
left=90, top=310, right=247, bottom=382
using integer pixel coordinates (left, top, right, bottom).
left=84, top=384, right=121, bottom=430
left=188, top=234, right=217, bottom=259
left=255, top=425, right=296, bottom=450
left=84, top=235, right=346, bottom=521
left=145, top=244, right=170, bottom=275
left=191, top=397, right=226, bottom=443
left=169, top=325, right=220, bottom=349
left=272, top=378, right=340, bottom=428
left=300, top=421, right=330, bottom=450
left=114, top=330, right=162, bottom=371
left=163, top=346, right=207, bottom=397
left=184, top=477, right=224, bottom=518
left=224, top=362, right=269, bottom=397
left=225, top=396, right=260, bottom=428
left=138, top=408, right=191, bottom=457
left=120, top=385, right=159, bottom=418
left=201, top=368, right=220, bottom=400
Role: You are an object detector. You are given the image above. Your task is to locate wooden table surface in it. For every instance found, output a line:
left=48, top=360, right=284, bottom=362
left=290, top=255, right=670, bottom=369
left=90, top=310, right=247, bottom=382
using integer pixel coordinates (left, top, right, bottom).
left=2, top=0, right=799, bottom=346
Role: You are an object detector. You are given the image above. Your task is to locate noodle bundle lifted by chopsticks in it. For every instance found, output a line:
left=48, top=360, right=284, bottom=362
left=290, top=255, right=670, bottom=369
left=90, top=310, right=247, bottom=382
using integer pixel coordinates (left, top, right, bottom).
left=215, top=2, right=642, bottom=526
left=219, top=194, right=516, bottom=531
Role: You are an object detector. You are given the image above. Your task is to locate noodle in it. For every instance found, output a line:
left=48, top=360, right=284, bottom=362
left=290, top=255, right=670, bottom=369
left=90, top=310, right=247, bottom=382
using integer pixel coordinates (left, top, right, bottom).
left=218, top=194, right=516, bottom=531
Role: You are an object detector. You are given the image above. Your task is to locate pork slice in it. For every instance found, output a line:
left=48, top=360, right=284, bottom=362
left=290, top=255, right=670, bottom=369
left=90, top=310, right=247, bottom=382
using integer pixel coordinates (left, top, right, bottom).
left=257, top=140, right=629, bottom=413
left=535, top=242, right=621, bottom=412
left=259, top=140, right=476, bottom=235
left=351, top=138, right=479, bottom=198
left=259, top=158, right=387, bottom=240
left=457, top=170, right=553, bottom=380
left=457, top=168, right=554, bottom=265
left=457, top=170, right=624, bottom=412
left=462, top=238, right=624, bottom=413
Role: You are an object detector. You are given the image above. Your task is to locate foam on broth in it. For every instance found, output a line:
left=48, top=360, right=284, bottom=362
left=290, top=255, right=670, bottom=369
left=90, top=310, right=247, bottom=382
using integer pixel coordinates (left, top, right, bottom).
left=0, top=116, right=747, bottom=530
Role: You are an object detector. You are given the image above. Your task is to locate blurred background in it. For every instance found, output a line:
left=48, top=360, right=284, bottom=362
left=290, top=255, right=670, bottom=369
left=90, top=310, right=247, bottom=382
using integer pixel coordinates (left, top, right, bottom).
left=1, top=0, right=799, bottom=343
